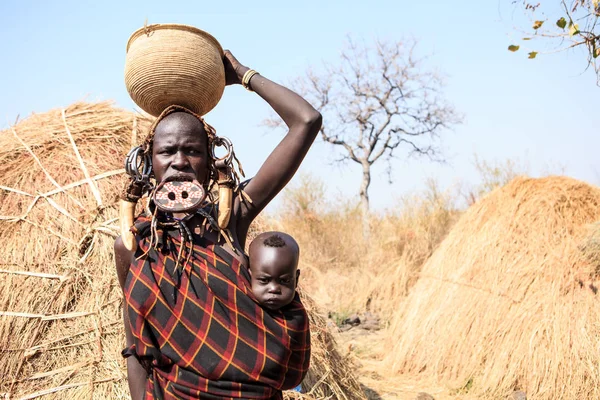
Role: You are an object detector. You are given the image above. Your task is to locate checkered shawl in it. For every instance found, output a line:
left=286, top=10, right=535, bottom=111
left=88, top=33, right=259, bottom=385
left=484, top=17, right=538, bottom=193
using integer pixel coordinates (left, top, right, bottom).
left=122, top=218, right=310, bottom=399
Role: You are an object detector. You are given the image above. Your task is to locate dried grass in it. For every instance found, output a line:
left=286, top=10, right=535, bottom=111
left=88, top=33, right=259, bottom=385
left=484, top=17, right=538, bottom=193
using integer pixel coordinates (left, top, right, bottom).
left=385, top=176, right=600, bottom=399
left=0, top=101, right=149, bottom=400
left=272, top=177, right=459, bottom=321
left=298, top=293, right=365, bottom=400
left=0, top=101, right=363, bottom=400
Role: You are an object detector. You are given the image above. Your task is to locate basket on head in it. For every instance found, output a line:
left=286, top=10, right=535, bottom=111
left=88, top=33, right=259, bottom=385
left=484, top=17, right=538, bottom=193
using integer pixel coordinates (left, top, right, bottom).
left=125, top=24, right=226, bottom=117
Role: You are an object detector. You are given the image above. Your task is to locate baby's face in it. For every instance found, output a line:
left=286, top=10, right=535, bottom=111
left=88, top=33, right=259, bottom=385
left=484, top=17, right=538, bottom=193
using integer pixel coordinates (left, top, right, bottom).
left=249, top=246, right=299, bottom=311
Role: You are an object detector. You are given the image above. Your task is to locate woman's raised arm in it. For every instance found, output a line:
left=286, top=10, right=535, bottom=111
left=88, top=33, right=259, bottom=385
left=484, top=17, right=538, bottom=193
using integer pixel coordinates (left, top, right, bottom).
left=223, top=51, right=322, bottom=230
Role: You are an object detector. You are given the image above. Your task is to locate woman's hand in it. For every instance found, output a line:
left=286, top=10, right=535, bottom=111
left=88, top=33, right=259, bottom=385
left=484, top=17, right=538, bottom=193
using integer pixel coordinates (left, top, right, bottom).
left=223, top=50, right=250, bottom=86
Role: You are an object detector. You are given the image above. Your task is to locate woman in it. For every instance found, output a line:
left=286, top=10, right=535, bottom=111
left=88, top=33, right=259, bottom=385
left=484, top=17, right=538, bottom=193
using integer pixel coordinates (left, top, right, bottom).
left=114, top=50, right=321, bottom=399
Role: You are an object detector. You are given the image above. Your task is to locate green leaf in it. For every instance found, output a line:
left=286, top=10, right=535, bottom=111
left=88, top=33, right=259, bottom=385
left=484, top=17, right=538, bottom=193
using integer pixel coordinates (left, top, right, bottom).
left=594, top=47, right=600, bottom=59
left=528, top=51, right=538, bottom=59
left=533, top=20, right=544, bottom=29
left=556, top=17, right=567, bottom=29
left=569, top=23, right=580, bottom=36
left=522, top=37, right=532, bottom=41
left=508, top=45, right=520, bottom=52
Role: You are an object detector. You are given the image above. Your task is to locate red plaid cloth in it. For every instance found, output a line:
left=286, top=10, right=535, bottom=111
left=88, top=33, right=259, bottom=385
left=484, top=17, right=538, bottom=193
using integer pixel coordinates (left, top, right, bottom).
left=122, top=218, right=310, bottom=399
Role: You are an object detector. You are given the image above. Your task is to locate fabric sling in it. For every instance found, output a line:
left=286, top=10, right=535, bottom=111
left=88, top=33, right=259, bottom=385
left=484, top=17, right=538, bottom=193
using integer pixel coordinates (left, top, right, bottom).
left=122, top=218, right=310, bottom=399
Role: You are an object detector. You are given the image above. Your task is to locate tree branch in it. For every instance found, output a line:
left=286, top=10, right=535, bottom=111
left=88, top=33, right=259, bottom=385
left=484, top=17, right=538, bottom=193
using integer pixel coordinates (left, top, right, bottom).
left=261, top=35, right=460, bottom=206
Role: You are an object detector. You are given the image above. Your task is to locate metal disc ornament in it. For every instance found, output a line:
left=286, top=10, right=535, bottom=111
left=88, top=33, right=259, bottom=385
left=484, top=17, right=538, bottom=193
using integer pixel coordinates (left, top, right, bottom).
left=153, top=180, right=206, bottom=213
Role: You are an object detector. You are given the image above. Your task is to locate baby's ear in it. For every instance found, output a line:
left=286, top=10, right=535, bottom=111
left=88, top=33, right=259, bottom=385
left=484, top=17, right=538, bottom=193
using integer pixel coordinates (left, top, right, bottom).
left=295, top=269, right=300, bottom=288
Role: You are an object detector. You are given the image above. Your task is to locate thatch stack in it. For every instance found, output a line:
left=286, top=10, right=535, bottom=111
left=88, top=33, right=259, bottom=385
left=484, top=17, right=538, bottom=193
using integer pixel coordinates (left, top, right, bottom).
left=0, top=101, right=364, bottom=400
left=386, top=176, right=600, bottom=399
left=0, top=102, right=149, bottom=399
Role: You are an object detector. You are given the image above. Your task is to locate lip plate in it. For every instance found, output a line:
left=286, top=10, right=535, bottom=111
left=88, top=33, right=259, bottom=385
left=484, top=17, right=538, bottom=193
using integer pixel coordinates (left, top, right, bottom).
left=163, top=173, right=196, bottom=183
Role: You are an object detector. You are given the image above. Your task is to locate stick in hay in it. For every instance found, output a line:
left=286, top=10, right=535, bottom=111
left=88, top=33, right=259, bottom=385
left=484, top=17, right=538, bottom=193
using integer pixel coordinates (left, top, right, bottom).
left=77, top=231, right=97, bottom=264
left=44, top=197, right=82, bottom=225
left=19, top=320, right=120, bottom=355
left=42, top=169, right=125, bottom=197
left=0, top=196, right=41, bottom=221
left=21, top=218, right=76, bottom=245
left=0, top=270, right=68, bottom=282
left=10, top=127, right=84, bottom=209
left=0, top=215, right=21, bottom=222
left=18, top=377, right=120, bottom=400
left=0, top=185, right=33, bottom=197
left=91, top=226, right=119, bottom=238
left=20, top=361, right=93, bottom=382
left=0, top=311, right=95, bottom=321
left=61, top=108, right=103, bottom=207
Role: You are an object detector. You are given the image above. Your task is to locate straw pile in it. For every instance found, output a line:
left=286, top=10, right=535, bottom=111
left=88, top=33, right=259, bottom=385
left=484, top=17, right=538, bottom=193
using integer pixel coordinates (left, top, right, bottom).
left=386, top=176, right=600, bottom=399
left=0, top=101, right=149, bottom=400
left=0, top=101, right=364, bottom=399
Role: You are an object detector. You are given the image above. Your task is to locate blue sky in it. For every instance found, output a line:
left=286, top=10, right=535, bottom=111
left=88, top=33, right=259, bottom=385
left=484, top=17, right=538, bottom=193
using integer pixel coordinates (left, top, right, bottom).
left=1, top=0, right=598, bottom=211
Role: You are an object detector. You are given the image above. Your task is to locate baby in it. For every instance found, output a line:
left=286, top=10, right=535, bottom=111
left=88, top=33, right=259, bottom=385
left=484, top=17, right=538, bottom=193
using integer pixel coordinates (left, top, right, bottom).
left=248, top=231, right=300, bottom=311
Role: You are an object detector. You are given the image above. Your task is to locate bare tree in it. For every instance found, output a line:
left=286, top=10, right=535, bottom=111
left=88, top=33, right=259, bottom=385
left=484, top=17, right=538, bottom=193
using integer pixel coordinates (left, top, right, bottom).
left=508, top=0, right=600, bottom=84
left=269, top=37, right=460, bottom=216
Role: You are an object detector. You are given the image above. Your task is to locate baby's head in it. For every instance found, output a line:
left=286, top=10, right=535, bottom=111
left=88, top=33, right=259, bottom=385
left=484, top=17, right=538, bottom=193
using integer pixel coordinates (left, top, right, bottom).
left=248, top=232, right=300, bottom=311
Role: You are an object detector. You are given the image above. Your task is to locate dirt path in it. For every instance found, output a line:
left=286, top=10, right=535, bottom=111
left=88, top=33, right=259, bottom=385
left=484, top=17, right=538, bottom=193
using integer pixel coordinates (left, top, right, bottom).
left=336, top=327, right=479, bottom=400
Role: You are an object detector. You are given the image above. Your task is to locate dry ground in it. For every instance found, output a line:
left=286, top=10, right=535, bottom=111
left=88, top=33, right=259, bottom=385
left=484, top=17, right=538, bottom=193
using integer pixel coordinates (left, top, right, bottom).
left=335, top=328, right=479, bottom=400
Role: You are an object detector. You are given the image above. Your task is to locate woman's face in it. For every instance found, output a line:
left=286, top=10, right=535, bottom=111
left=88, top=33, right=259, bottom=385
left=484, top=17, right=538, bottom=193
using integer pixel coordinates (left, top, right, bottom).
left=151, top=112, right=210, bottom=184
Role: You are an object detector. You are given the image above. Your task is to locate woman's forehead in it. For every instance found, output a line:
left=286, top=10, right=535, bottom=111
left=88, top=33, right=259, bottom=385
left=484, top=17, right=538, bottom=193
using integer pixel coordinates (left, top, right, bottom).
left=154, top=112, right=207, bottom=140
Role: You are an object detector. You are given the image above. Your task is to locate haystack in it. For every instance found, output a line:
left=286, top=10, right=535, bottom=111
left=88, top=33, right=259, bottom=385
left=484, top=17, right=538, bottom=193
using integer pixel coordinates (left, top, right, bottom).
left=0, top=101, right=364, bottom=400
left=386, top=176, right=600, bottom=399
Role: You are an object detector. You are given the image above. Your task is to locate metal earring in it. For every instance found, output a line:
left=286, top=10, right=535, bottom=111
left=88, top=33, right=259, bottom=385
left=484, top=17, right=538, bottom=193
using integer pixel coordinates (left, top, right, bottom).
left=124, top=146, right=152, bottom=185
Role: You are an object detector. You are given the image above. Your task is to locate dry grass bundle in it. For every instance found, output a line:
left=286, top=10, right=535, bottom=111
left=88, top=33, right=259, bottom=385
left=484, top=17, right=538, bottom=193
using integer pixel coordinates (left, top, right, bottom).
left=273, top=176, right=459, bottom=321
left=0, top=101, right=363, bottom=399
left=386, top=176, right=600, bottom=399
left=0, top=101, right=151, bottom=399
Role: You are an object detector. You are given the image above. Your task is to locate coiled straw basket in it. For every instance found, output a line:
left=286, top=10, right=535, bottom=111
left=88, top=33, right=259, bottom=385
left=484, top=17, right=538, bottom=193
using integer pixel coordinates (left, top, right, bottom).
left=125, top=24, right=225, bottom=117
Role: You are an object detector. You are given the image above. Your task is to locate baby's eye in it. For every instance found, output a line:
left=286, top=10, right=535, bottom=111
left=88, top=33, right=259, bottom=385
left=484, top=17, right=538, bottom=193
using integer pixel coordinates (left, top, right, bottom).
left=280, top=278, right=291, bottom=284
left=257, top=278, right=269, bottom=284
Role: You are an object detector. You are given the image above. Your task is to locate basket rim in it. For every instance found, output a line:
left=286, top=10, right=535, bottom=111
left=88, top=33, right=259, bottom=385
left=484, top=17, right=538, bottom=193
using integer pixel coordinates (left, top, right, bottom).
left=126, top=23, right=224, bottom=55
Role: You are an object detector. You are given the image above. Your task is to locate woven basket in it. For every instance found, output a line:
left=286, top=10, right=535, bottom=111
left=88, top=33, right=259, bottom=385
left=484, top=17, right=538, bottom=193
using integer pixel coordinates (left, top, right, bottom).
left=125, top=24, right=225, bottom=117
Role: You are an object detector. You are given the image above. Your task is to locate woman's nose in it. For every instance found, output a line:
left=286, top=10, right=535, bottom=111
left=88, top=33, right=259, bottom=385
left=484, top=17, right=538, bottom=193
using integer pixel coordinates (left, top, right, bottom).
left=171, top=151, right=189, bottom=169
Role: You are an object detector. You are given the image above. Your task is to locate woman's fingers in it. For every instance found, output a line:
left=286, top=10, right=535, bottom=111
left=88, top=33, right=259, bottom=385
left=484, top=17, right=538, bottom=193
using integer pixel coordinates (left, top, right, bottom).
left=223, top=50, right=249, bottom=85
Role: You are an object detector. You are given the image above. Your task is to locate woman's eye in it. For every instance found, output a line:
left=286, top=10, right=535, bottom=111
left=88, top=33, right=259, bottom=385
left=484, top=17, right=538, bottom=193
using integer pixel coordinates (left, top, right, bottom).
left=186, top=147, right=204, bottom=155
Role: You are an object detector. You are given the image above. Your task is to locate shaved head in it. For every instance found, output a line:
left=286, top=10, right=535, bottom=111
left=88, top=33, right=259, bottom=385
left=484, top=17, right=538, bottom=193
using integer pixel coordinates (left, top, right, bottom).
left=153, top=112, right=208, bottom=144
left=249, top=232, right=300, bottom=256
